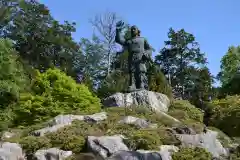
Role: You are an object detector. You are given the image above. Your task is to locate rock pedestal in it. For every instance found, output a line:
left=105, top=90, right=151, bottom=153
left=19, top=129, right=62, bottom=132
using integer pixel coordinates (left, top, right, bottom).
left=102, top=90, right=170, bottom=113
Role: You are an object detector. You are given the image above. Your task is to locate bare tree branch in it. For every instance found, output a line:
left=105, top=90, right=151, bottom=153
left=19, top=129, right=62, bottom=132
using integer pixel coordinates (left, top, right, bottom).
left=89, top=11, right=120, bottom=76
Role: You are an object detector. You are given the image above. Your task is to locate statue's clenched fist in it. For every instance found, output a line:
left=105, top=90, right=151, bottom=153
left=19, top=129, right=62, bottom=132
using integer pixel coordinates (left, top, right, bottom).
left=116, top=20, right=125, bottom=30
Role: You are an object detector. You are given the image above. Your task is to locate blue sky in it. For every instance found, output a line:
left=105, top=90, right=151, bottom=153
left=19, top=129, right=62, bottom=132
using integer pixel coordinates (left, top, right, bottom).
left=41, top=0, right=240, bottom=82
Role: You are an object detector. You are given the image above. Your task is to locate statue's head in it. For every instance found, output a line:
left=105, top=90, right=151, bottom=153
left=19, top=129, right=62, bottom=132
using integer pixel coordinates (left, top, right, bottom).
left=131, top=25, right=140, bottom=37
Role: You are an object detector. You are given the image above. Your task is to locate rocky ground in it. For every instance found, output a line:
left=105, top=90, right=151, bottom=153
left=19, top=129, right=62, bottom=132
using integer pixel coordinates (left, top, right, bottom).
left=0, top=90, right=238, bottom=160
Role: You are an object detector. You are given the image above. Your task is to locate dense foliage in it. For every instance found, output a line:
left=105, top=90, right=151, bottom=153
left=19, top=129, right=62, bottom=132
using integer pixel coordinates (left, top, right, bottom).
left=207, top=95, right=240, bottom=137
left=0, top=39, right=28, bottom=107
left=13, top=68, right=101, bottom=126
left=155, top=28, right=213, bottom=102
left=172, top=147, right=212, bottom=160
left=169, top=100, right=204, bottom=123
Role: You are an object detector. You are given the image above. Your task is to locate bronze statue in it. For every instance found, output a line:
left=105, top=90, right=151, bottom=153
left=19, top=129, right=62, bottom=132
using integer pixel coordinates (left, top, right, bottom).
left=115, top=21, right=152, bottom=92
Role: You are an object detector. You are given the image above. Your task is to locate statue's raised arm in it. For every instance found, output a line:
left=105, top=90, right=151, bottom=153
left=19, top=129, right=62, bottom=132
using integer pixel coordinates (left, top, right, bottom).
left=115, top=21, right=126, bottom=46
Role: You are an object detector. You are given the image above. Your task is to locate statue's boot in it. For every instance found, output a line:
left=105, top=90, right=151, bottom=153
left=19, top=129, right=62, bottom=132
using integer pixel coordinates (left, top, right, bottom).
left=127, top=72, right=136, bottom=92
left=139, top=84, right=146, bottom=90
left=127, top=85, right=136, bottom=92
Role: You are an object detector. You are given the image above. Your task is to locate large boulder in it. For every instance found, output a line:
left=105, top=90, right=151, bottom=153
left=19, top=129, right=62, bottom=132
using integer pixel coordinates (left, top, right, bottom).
left=107, top=150, right=162, bottom=160
left=107, top=145, right=179, bottom=160
left=102, top=90, right=170, bottom=113
left=87, top=135, right=129, bottom=159
left=0, top=142, right=24, bottom=160
left=34, top=148, right=72, bottom=160
left=176, top=130, right=228, bottom=158
left=34, top=112, right=107, bottom=136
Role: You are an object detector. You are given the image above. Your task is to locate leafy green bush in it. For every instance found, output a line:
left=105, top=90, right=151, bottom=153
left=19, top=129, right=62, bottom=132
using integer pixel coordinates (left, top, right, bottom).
left=169, top=100, right=204, bottom=122
left=125, top=129, right=162, bottom=150
left=148, top=67, right=173, bottom=99
left=0, top=81, right=20, bottom=107
left=19, top=136, right=51, bottom=157
left=182, top=119, right=204, bottom=134
left=208, top=95, right=240, bottom=137
left=46, top=127, right=86, bottom=153
left=46, top=120, right=105, bottom=153
left=13, top=68, right=101, bottom=126
left=32, top=68, right=101, bottom=112
left=0, top=38, right=28, bottom=107
left=172, top=147, right=212, bottom=160
left=0, top=106, right=16, bottom=131
left=168, top=109, right=190, bottom=121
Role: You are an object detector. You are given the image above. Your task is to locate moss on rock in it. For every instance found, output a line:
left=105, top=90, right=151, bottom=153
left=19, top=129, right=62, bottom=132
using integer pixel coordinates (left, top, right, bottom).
left=172, top=147, right=212, bottom=160
left=169, top=100, right=204, bottom=123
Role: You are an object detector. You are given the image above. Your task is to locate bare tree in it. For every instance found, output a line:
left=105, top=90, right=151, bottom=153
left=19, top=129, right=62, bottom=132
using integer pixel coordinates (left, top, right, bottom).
left=90, top=11, right=120, bottom=76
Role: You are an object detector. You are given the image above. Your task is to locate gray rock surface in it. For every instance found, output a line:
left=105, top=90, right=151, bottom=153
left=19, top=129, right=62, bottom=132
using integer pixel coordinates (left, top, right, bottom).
left=0, top=142, right=24, bottom=160
left=176, top=130, right=228, bottom=158
left=106, top=145, right=179, bottom=160
left=118, top=116, right=157, bottom=129
left=84, top=112, right=108, bottom=123
left=158, top=145, right=179, bottom=160
left=34, top=112, right=107, bottom=136
left=87, top=135, right=129, bottom=159
left=48, top=114, right=84, bottom=126
left=34, top=148, right=72, bottom=160
left=102, top=90, right=170, bottom=113
left=107, top=150, right=162, bottom=160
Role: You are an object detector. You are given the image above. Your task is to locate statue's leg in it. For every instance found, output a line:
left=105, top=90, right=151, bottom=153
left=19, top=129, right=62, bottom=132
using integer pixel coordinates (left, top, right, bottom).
left=134, top=70, right=140, bottom=89
left=128, top=72, right=136, bottom=90
left=137, top=62, right=148, bottom=90
left=139, top=72, right=148, bottom=90
left=128, top=63, right=136, bottom=92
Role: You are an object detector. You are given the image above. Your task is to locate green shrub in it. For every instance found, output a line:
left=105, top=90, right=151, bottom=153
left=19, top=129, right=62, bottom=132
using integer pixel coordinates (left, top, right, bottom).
left=208, top=95, right=240, bottom=137
left=13, top=68, right=101, bottom=126
left=156, top=128, right=181, bottom=146
left=14, top=94, right=60, bottom=125
left=0, top=106, right=16, bottom=131
left=172, top=147, right=212, bottom=160
left=105, top=123, right=137, bottom=137
left=182, top=119, right=204, bottom=134
left=105, top=107, right=178, bottom=128
left=169, top=100, right=204, bottom=122
left=0, top=39, right=29, bottom=106
left=19, top=136, right=51, bottom=157
left=148, top=68, right=173, bottom=99
left=46, top=129, right=85, bottom=153
left=168, top=109, right=190, bottom=121
left=66, top=154, right=97, bottom=160
left=125, top=129, right=162, bottom=150
left=32, top=68, right=101, bottom=112
left=0, top=81, right=20, bottom=107
left=46, top=120, right=105, bottom=153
